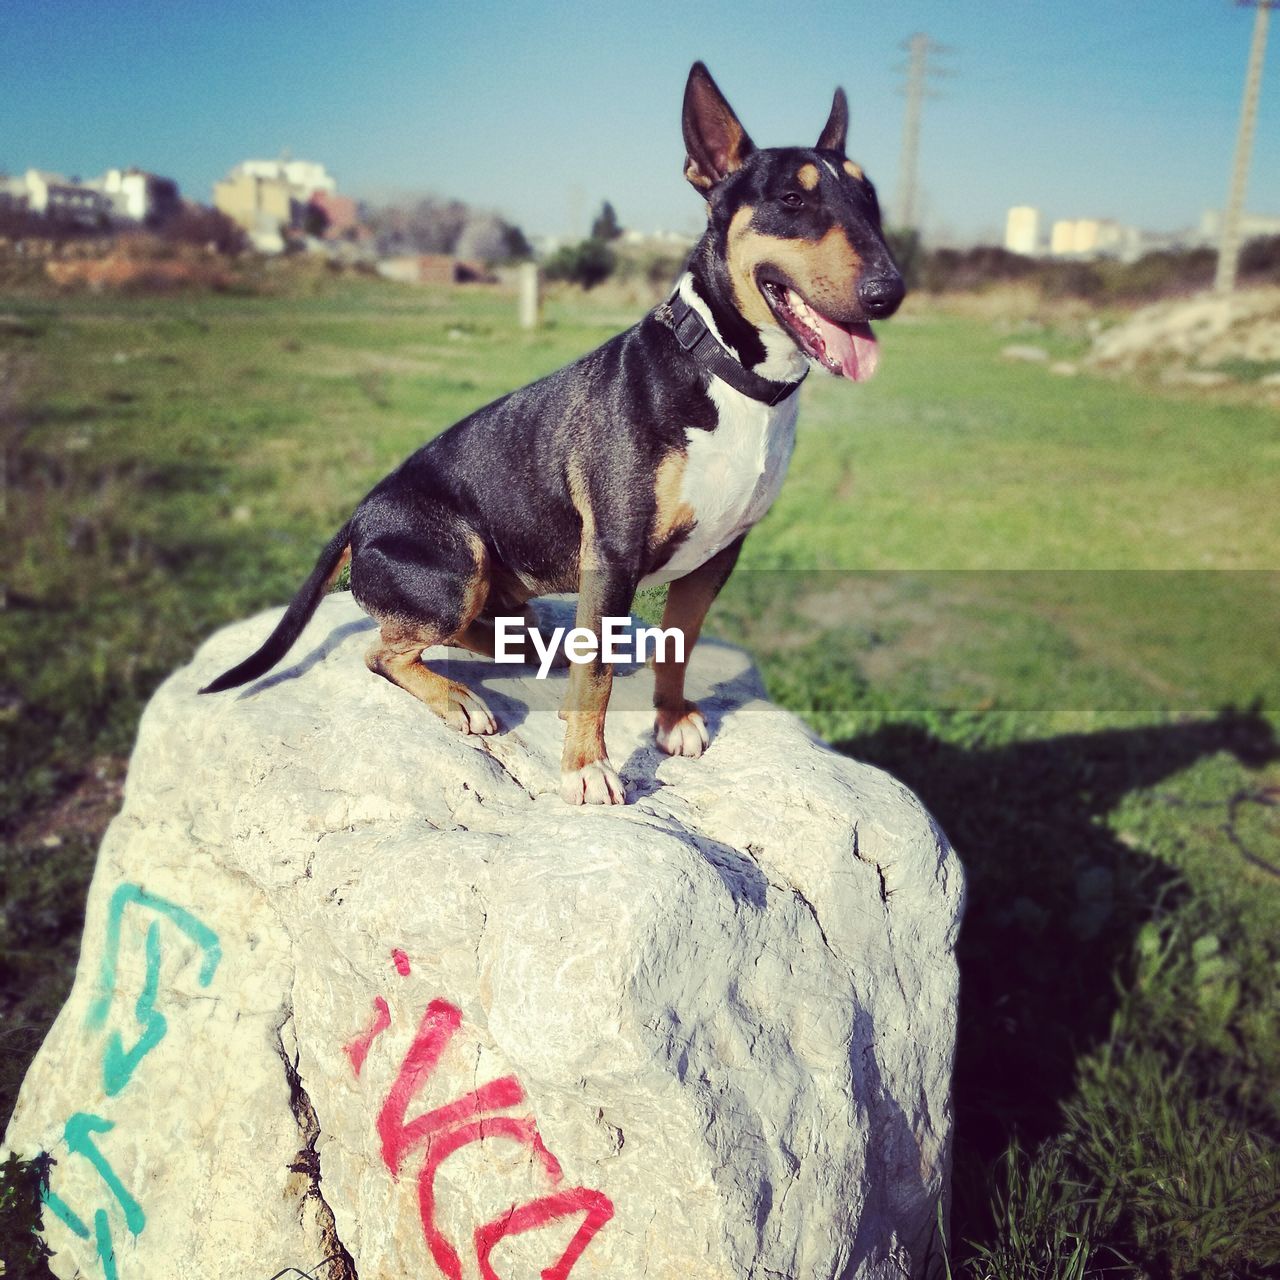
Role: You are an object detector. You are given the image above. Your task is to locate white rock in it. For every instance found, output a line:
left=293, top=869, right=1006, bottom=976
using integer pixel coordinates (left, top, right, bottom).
left=1087, top=287, right=1280, bottom=369
left=1000, top=343, right=1049, bottom=362
left=5, top=593, right=964, bottom=1280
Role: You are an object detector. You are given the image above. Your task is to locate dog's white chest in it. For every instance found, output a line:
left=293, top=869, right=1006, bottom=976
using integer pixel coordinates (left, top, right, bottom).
left=642, top=379, right=799, bottom=587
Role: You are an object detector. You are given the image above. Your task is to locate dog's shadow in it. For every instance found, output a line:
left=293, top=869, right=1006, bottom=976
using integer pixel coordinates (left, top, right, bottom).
left=833, top=706, right=1280, bottom=1249
left=240, top=617, right=376, bottom=695
left=617, top=648, right=745, bottom=801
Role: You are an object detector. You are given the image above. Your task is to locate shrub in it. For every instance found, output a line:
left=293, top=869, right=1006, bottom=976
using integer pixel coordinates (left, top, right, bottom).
left=542, top=237, right=617, bottom=289
left=0, top=1152, right=55, bottom=1276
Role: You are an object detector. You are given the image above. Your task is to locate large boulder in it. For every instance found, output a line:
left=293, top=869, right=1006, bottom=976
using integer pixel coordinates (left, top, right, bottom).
left=6, top=593, right=963, bottom=1280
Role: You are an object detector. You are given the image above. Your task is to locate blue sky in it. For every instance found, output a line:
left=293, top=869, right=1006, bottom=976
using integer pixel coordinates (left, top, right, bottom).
left=4, top=0, right=1278, bottom=243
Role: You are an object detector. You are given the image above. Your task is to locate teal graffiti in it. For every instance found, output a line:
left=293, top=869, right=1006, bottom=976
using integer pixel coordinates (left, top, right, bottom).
left=94, top=1209, right=120, bottom=1280
left=41, top=1116, right=142, bottom=1279
left=42, top=1186, right=90, bottom=1240
left=102, top=921, right=166, bottom=1097
left=43, top=884, right=220, bottom=1277
left=64, top=1113, right=145, bottom=1236
left=86, top=882, right=220, bottom=1095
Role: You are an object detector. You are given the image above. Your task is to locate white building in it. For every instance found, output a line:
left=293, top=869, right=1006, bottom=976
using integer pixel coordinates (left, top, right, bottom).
left=96, top=169, right=150, bottom=220
left=1004, top=206, right=1041, bottom=255
left=1200, top=208, right=1280, bottom=243
left=236, top=158, right=336, bottom=196
left=22, top=169, right=110, bottom=225
left=213, top=158, right=339, bottom=252
left=1049, top=217, right=1138, bottom=259
left=11, top=167, right=178, bottom=227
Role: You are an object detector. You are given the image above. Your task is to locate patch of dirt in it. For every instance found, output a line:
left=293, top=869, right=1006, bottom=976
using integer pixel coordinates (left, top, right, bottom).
left=790, top=576, right=982, bottom=685
left=46, top=254, right=233, bottom=292
left=17, top=755, right=126, bottom=849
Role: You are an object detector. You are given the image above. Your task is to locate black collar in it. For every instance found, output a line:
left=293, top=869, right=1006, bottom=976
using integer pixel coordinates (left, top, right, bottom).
left=659, top=292, right=807, bottom=407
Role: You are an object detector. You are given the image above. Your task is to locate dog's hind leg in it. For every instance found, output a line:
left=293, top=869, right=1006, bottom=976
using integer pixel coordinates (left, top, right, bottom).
left=364, top=622, right=497, bottom=735
left=353, top=522, right=497, bottom=735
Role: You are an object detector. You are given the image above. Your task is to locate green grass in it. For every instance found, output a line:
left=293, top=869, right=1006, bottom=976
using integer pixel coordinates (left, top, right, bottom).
left=2, top=278, right=1278, bottom=1278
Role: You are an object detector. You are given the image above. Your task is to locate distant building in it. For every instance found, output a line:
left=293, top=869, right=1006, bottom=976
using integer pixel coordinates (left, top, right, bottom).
left=1200, top=208, right=1280, bottom=243
left=1049, top=217, right=1139, bottom=259
left=306, top=190, right=363, bottom=240
left=619, top=228, right=696, bottom=249
left=237, top=158, right=336, bottom=196
left=0, top=173, right=29, bottom=212
left=1004, top=206, right=1041, bottom=255
left=377, top=254, right=495, bottom=285
left=214, top=170, right=294, bottom=252
left=92, top=168, right=180, bottom=226
left=2, top=167, right=179, bottom=228
left=214, top=158, right=339, bottom=252
left=23, top=170, right=111, bottom=226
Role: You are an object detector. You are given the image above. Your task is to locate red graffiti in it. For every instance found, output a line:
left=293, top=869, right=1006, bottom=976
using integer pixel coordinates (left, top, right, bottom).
left=343, top=996, right=391, bottom=1077
left=475, top=1188, right=616, bottom=1280
left=392, top=948, right=412, bottom=976
left=418, top=1115, right=559, bottom=1278
left=376, top=1000, right=525, bottom=1176
left=347, top=979, right=614, bottom=1279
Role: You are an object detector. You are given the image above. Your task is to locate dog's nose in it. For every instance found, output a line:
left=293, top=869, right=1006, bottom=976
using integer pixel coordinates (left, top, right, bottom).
left=858, top=272, right=905, bottom=320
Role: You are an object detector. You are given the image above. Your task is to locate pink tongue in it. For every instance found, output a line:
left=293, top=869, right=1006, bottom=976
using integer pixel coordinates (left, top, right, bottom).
left=813, top=314, right=879, bottom=381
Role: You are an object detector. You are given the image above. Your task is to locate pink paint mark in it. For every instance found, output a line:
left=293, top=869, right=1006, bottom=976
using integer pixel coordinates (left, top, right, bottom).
left=475, top=1187, right=615, bottom=1280
left=377, top=998, right=526, bottom=1176
left=418, top=1116, right=561, bottom=1280
left=400, top=1075, right=525, bottom=1161
left=346, top=989, right=615, bottom=1278
left=343, top=996, right=391, bottom=1077
left=376, top=999, right=462, bottom=1175
left=392, top=949, right=411, bottom=976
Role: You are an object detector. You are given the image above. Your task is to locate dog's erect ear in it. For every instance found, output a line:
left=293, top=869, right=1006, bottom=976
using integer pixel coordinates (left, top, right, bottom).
left=816, top=87, right=849, bottom=153
left=682, top=62, right=755, bottom=195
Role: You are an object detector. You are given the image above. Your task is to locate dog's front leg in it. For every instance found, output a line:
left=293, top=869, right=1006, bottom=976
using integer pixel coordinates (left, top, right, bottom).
left=653, top=536, right=745, bottom=757
left=559, top=548, right=637, bottom=806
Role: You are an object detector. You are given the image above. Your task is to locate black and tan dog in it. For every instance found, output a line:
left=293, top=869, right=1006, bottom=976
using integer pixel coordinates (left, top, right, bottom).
left=202, top=62, right=904, bottom=805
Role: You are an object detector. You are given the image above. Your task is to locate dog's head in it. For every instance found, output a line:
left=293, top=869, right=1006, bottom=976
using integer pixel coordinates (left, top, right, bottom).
left=683, top=61, right=903, bottom=381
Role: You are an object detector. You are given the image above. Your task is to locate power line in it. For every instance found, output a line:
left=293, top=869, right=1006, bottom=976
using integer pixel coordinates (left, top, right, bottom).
left=1215, top=1, right=1276, bottom=294
left=895, top=33, right=952, bottom=231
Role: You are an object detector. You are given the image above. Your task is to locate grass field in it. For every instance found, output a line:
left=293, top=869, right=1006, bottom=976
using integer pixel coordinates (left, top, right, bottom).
left=2, top=277, right=1278, bottom=1278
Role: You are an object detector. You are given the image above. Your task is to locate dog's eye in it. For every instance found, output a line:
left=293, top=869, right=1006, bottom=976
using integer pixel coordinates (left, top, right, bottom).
left=780, top=191, right=805, bottom=208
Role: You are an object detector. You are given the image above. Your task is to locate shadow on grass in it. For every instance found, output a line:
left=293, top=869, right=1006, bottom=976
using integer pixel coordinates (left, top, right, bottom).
left=833, top=704, right=1279, bottom=1247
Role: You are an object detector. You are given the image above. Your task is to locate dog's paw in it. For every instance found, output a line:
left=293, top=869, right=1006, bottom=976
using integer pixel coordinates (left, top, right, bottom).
left=560, top=758, right=626, bottom=806
left=443, top=685, right=497, bottom=735
left=655, top=704, right=710, bottom=758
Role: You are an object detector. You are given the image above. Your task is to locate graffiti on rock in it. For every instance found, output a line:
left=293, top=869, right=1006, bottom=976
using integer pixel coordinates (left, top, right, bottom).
left=347, top=954, right=614, bottom=1279
left=40, top=882, right=222, bottom=1278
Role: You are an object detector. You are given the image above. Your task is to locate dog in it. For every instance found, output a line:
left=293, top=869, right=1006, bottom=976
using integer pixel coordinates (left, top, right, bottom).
left=201, top=62, right=904, bottom=805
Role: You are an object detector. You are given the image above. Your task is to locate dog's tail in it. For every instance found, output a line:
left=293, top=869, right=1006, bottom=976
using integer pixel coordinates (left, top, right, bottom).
left=199, top=522, right=353, bottom=695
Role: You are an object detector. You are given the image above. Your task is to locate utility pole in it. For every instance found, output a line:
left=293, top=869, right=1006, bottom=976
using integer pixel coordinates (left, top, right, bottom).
left=1215, top=1, right=1275, bottom=294
left=895, top=33, right=950, bottom=232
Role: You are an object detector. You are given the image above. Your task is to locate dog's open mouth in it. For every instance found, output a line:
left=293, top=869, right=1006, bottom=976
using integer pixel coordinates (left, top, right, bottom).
left=760, top=278, right=879, bottom=382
